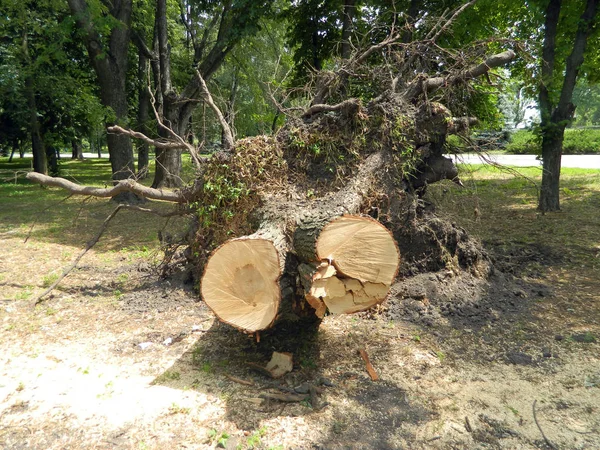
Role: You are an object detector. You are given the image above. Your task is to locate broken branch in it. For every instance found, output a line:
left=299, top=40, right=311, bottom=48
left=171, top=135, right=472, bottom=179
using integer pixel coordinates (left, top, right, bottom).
left=195, top=70, right=234, bottom=151
left=32, top=204, right=124, bottom=306
left=26, top=172, right=185, bottom=203
left=405, top=50, right=516, bottom=100
left=303, top=98, right=361, bottom=118
left=30, top=203, right=188, bottom=306
left=107, top=125, right=189, bottom=150
left=358, top=348, right=380, bottom=381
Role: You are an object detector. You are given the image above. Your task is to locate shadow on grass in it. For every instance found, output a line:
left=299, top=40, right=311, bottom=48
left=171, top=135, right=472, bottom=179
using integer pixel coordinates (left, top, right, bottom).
left=0, top=157, right=190, bottom=252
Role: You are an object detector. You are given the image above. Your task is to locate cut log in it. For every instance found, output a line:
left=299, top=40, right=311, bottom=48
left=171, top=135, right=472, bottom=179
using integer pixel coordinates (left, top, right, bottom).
left=200, top=238, right=281, bottom=332
left=201, top=151, right=400, bottom=333
left=202, top=214, right=400, bottom=332
left=301, top=215, right=400, bottom=315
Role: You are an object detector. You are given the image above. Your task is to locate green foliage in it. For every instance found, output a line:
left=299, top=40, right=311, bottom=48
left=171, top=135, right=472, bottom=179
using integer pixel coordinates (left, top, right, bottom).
left=506, top=128, right=600, bottom=154
left=0, top=0, right=105, bottom=160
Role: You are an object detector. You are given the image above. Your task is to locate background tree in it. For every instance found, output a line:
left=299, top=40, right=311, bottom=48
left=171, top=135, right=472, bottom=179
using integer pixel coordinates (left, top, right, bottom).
left=67, top=0, right=136, bottom=188
left=537, top=0, right=599, bottom=211
left=0, top=0, right=104, bottom=174
left=136, top=0, right=276, bottom=188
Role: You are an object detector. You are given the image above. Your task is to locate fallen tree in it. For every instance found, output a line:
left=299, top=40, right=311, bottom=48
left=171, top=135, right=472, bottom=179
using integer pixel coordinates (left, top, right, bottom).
left=26, top=13, right=515, bottom=334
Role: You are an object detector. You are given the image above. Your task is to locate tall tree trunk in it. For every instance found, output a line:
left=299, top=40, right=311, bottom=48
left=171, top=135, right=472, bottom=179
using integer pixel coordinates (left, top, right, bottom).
left=22, top=30, right=46, bottom=174
left=71, top=139, right=84, bottom=160
left=539, top=127, right=564, bottom=211
left=137, top=51, right=150, bottom=178
left=25, top=75, right=47, bottom=174
left=538, top=0, right=599, bottom=212
left=67, top=0, right=136, bottom=196
left=341, top=0, right=356, bottom=60
left=152, top=0, right=183, bottom=188
left=46, top=144, right=59, bottom=176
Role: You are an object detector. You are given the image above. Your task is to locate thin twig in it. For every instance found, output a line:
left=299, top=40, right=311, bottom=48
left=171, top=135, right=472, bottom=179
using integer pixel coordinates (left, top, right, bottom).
left=32, top=204, right=125, bottom=306
left=31, top=203, right=189, bottom=306
left=225, top=374, right=254, bottom=386
left=107, top=125, right=188, bottom=150
left=24, top=194, right=73, bottom=243
left=532, top=400, right=557, bottom=450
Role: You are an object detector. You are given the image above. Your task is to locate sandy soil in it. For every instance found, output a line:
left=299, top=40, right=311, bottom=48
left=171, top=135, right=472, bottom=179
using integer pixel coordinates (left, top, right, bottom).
left=1, top=232, right=599, bottom=450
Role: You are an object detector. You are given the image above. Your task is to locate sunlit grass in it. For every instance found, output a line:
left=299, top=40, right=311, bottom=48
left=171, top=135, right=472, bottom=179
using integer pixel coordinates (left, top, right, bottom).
left=0, top=156, right=192, bottom=252
left=427, top=164, right=600, bottom=272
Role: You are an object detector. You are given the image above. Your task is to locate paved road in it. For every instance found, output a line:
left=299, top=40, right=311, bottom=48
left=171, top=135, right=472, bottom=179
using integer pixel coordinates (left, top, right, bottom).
left=452, top=153, right=600, bottom=169
left=12, top=152, right=600, bottom=169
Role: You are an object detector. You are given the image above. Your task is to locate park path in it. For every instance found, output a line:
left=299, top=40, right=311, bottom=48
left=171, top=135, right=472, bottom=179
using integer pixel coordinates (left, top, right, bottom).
left=453, top=153, right=600, bottom=169
left=15, top=152, right=600, bottom=169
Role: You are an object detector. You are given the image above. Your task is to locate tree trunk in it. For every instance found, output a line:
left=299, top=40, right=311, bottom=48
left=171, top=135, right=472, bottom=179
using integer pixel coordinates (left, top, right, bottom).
left=202, top=213, right=400, bottom=333
left=22, top=29, right=46, bottom=175
left=71, top=139, right=83, bottom=160
left=341, top=0, right=356, bottom=60
left=136, top=50, right=150, bottom=178
left=67, top=0, right=136, bottom=194
left=539, top=129, right=564, bottom=211
left=46, top=145, right=59, bottom=176
left=25, top=76, right=47, bottom=175
left=152, top=0, right=183, bottom=188
left=538, top=0, right=599, bottom=212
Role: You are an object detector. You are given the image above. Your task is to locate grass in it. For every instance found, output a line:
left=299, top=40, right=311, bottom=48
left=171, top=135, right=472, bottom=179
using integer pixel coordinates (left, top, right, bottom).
left=427, top=164, right=600, bottom=271
left=0, top=156, right=188, bottom=252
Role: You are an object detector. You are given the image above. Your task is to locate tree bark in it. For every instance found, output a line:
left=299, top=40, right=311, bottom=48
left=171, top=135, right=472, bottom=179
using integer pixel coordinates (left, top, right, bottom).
left=22, top=30, right=46, bottom=174
left=71, top=139, right=83, bottom=160
left=341, top=0, right=356, bottom=60
left=200, top=151, right=400, bottom=333
left=46, top=145, right=59, bottom=176
left=25, top=74, right=47, bottom=175
left=538, top=0, right=599, bottom=212
left=67, top=0, right=136, bottom=191
left=539, top=129, right=564, bottom=211
left=151, top=1, right=242, bottom=188
left=136, top=50, right=150, bottom=178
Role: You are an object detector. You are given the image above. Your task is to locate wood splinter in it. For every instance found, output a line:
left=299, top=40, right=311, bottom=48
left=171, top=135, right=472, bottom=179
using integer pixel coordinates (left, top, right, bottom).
left=358, top=348, right=380, bottom=381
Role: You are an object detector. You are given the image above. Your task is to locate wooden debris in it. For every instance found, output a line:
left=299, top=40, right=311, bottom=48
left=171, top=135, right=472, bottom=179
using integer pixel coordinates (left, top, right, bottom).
left=224, top=374, right=254, bottom=386
left=265, top=352, right=294, bottom=379
left=248, top=352, right=294, bottom=379
left=465, top=416, right=473, bottom=433
left=358, top=348, right=379, bottom=381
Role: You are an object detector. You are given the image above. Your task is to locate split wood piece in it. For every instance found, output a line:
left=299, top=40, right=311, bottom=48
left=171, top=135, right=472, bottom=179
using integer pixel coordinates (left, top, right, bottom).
left=358, top=348, right=380, bottom=381
left=225, top=374, right=255, bottom=386
left=248, top=352, right=294, bottom=379
left=201, top=238, right=281, bottom=333
left=301, top=215, right=400, bottom=315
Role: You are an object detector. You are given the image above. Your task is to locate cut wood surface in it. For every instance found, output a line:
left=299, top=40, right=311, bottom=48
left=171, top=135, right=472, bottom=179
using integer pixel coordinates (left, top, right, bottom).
left=304, top=215, right=400, bottom=315
left=202, top=214, right=401, bottom=331
left=200, top=238, right=281, bottom=332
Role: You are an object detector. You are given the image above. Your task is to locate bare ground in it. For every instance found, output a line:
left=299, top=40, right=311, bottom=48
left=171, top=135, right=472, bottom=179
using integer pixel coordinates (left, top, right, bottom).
left=1, top=213, right=599, bottom=449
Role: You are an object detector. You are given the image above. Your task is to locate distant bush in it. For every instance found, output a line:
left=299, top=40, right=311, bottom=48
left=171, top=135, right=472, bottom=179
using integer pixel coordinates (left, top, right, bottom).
left=505, top=128, right=600, bottom=154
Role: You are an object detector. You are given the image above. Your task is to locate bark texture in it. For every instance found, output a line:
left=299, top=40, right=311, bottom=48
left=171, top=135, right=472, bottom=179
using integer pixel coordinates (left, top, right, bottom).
left=67, top=0, right=136, bottom=187
left=538, top=0, right=600, bottom=211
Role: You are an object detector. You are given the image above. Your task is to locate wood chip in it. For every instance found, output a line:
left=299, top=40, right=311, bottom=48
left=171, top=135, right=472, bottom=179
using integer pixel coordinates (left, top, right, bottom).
left=358, top=348, right=379, bottom=381
left=224, top=374, right=254, bottom=386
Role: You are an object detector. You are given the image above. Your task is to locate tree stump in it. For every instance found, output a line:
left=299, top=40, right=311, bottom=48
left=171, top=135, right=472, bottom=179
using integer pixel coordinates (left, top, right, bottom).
left=201, top=215, right=400, bottom=332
